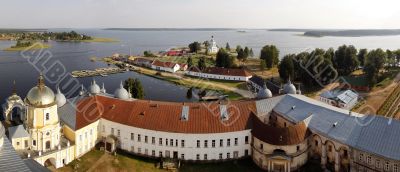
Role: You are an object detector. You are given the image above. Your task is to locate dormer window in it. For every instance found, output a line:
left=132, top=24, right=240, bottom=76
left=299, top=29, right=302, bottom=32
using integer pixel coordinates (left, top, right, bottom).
left=220, top=105, right=229, bottom=121
left=45, top=113, right=50, bottom=121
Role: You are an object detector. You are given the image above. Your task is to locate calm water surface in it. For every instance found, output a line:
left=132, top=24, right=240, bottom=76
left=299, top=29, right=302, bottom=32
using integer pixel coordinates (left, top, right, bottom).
left=0, top=29, right=399, bottom=105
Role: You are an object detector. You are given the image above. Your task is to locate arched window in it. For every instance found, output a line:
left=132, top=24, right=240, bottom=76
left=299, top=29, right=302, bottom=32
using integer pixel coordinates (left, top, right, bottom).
left=45, top=113, right=50, bottom=121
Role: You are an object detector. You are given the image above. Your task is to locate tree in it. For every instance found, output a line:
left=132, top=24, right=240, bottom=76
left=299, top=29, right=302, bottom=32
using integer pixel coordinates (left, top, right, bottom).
left=249, top=48, right=254, bottom=57
left=187, top=57, right=193, bottom=67
left=363, top=48, right=387, bottom=86
left=198, top=56, right=207, bottom=70
left=260, top=60, right=266, bottom=74
left=278, top=54, right=295, bottom=81
left=357, top=49, right=368, bottom=67
left=189, top=42, right=201, bottom=53
left=333, top=45, right=359, bottom=75
left=216, top=48, right=234, bottom=68
left=186, top=87, right=194, bottom=99
left=260, top=45, right=279, bottom=68
left=226, top=43, right=231, bottom=51
left=236, top=45, right=242, bottom=53
left=244, top=47, right=250, bottom=59
left=124, top=78, right=145, bottom=99
left=237, top=48, right=245, bottom=62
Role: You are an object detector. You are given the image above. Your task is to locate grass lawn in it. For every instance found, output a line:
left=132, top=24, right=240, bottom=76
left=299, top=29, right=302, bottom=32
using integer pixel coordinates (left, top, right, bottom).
left=81, top=37, right=119, bottom=43
left=56, top=149, right=104, bottom=172
left=3, top=42, right=51, bottom=51
left=180, top=158, right=263, bottom=172
left=155, top=55, right=215, bottom=67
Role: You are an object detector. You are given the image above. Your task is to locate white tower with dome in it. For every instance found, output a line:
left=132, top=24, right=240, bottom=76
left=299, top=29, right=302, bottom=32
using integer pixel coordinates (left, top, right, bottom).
left=208, top=36, right=219, bottom=53
left=24, top=74, right=61, bottom=152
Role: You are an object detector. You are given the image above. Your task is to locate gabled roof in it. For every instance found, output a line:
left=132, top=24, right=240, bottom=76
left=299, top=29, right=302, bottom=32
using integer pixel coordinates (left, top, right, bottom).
left=320, top=89, right=358, bottom=104
left=0, top=138, right=31, bottom=172
left=189, top=67, right=253, bottom=77
left=8, top=125, right=29, bottom=139
left=152, top=60, right=178, bottom=68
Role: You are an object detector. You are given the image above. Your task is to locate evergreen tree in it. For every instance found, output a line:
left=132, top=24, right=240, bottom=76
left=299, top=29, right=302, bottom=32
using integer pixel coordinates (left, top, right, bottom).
left=187, top=57, right=193, bottom=67
left=188, top=42, right=201, bottom=53
left=249, top=48, right=254, bottom=57
left=260, top=45, right=279, bottom=68
left=226, top=43, right=231, bottom=51
left=124, top=78, right=145, bottom=99
left=198, top=56, right=207, bottom=70
left=357, top=49, right=368, bottom=67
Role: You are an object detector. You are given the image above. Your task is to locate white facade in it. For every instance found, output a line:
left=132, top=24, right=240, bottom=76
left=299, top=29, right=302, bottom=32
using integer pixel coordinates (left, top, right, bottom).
left=151, top=64, right=180, bottom=73
left=100, top=119, right=251, bottom=161
left=186, top=71, right=251, bottom=81
left=208, top=37, right=219, bottom=54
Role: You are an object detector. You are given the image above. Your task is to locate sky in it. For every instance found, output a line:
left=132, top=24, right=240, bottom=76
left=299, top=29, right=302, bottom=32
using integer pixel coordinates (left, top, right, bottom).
left=0, top=0, right=399, bottom=29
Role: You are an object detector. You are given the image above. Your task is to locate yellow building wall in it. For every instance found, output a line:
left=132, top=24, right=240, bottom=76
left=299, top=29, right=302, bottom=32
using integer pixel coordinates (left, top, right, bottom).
left=63, top=125, right=76, bottom=142
left=11, top=137, right=29, bottom=151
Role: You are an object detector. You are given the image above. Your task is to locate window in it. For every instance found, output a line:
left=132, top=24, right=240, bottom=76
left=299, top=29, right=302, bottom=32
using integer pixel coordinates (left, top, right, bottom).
left=138, top=134, right=141, bottom=142
left=111, top=128, right=114, bottom=135
left=367, top=156, right=372, bottom=165
left=284, top=122, right=287, bottom=127
left=212, top=140, right=215, bottom=148
left=24, top=140, right=28, bottom=148
left=170, top=139, right=173, bottom=146
left=46, top=113, right=50, bottom=120
left=260, top=144, right=263, bottom=150
left=159, top=138, right=162, bottom=145
left=385, top=162, right=390, bottom=171
left=131, top=146, right=134, bottom=152
left=234, top=138, right=238, bottom=146
left=145, top=136, right=148, bottom=143
left=131, top=133, right=134, bottom=140
left=33, top=140, right=36, bottom=146
left=376, top=160, right=381, bottom=168
left=181, top=154, right=185, bottom=160
left=297, top=146, right=300, bottom=151
left=245, top=149, right=249, bottom=156
left=233, top=151, right=238, bottom=158
left=227, top=139, right=231, bottom=147
left=181, top=140, right=185, bottom=147
left=145, top=149, right=148, bottom=155
left=80, top=135, right=82, bottom=141
left=197, top=140, right=200, bottom=148
left=175, top=139, right=178, bottom=147
left=245, top=136, right=249, bottom=144
left=204, top=140, right=208, bottom=148
left=117, top=130, right=120, bottom=137
left=138, top=148, right=142, bottom=154
left=328, top=145, right=332, bottom=152
left=359, top=153, right=364, bottom=162
left=315, top=140, right=318, bottom=146
left=159, top=151, right=163, bottom=157
left=219, top=153, right=223, bottom=160
left=152, top=137, right=155, bottom=144
left=16, top=142, right=20, bottom=146
left=152, top=150, right=155, bottom=156
left=220, top=139, right=223, bottom=147
left=196, top=154, right=200, bottom=160
left=204, top=154, right=207, bottom=160
left=227, top=153, right=231, bottom=159
left=394, top=164, right=399, bottom=172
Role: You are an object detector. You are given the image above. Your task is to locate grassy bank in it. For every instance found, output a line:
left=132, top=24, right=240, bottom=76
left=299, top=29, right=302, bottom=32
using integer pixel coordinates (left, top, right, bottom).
left=3, top=43, right=51, bottom=51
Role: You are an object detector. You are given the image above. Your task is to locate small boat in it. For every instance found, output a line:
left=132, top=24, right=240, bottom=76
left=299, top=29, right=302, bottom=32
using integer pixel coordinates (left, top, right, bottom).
left=100, top=74, right=108, bottom=77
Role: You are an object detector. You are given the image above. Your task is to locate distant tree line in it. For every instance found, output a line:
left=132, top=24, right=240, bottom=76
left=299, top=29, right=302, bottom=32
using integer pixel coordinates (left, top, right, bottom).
left=3, top=31, right=92, bottom=41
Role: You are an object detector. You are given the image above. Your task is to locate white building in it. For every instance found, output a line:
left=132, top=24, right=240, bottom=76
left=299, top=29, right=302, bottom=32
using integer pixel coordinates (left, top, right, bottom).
left=319, top=89, right=358, bottom=110
left=208, top=36, right=219, bottom=54
left=186, top=67, right=253, bottom=81
left=151, top=60, right=180, bottom=73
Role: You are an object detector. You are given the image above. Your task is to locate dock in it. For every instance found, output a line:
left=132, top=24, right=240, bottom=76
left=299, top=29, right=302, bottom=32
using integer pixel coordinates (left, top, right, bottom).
left=71, top=67, right=126, bottom=78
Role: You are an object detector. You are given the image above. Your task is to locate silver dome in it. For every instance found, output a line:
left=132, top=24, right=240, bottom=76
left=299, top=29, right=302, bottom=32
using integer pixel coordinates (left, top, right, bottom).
left=283, top=80, right=296, bottom=94
left=26, top=75, right=56, bottom=106
left=55, top=87, right=67, bottom=107
left=257, top=84, right=272, bottom=99
left=114, top=82, right=129, bottom=100
left=100, top=83, right=106, bottom=94
left=89, top=79, right=101, bottom=94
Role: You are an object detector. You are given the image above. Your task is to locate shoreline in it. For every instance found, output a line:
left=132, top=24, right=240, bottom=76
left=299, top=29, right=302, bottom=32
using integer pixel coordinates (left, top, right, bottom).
left=3, top=43, right=51, bottom=51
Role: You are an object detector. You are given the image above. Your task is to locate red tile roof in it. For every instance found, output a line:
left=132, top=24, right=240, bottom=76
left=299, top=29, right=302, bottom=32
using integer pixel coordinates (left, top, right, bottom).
left=152, top=60, right=178, bottom=68
left=189, top=67, right=252, bottom=77
left=75, top=95, right=256, bottom=133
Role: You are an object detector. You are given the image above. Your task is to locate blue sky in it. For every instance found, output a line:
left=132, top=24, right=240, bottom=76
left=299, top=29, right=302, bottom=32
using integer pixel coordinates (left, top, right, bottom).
left=1, top=0, right=399, bottom=28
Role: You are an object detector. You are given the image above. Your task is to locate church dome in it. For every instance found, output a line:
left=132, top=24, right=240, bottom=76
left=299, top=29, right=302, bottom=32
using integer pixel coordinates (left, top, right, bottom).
left=257, top=84, right=272, bottom=99
left=89, top=79, right=101, bottom=94
left=283, top=80, right=296, bottom=94
left=26, top=75, right=56, bottom=106
left=114, top=82, right=129, bottom=100
left=55, top=87, right=67, bottom=107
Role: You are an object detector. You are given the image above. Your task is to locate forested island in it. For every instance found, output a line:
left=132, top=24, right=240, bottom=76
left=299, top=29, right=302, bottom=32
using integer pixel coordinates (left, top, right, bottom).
left=0, top=30, right=117, bottom=42
left=269, top=29, right=400, bottom=37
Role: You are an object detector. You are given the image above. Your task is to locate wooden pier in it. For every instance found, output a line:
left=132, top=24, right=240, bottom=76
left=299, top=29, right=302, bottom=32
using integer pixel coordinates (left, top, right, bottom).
left=71, top=67, right=126, bottom=78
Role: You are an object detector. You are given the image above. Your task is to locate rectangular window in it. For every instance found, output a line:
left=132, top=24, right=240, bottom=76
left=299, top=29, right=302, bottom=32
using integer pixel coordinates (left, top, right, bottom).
left=16, top=142, right=20, bottom=146
left=181, top=140, right=185, bottom=147
left=159, top=138, right=163, bottom=145
left=152, top=150, right=155, bottom=156
left=234, top=138, right=238, bottom=146
left=227, top=153, right=230, bottom=159
left=138, top=134, right=141, bottom=142
left=131, top=133, right=134, bottom=140
left=33, top=140, right=36, bottom=146
left=197, top=140, right=200, bottom=148
left=385, top=162, right=390, bottom=171
left=204, top=154, right=207, bottom=160
left=196, top=154, right=200, bottom=160
left=111, top=128, right=114, bottom=135
left=359, top=153, right=363, bottom=161
left=152, top=137, right=155, bottom=144
left=219, top=153, right=223, bottom=160
left=170, top=139, right=173, bottom=146
left=212, top=140, right=215, bottom=148
left=24, top=140, right=28, bottom=148
left=394, top=164, right=398, bottom=172
left=181, top=154, right=185, bottom=160
left=117, top=130, right=120, bottom=137
left=220, top=139, right=223, bottom=147
left=245, top=149, right=249, bottom=156
left=145, top=136, right=148, bottom=143
left=166, top=139, right=168, bottom=146
left=227, top=139, right=231, bottom=147
left=376, top=160, right=381, bottom=168
left=367, top=156, right=372, bottom=165
left=204, top=140, right=208, bottom=148
left=159, top=151, right=163, bottom=157
left=245, top=136, right=249, bottom=144
left=233, top=151, right=238, bottom=158
left=46, top=113, right=50, bottom=120
left=175, top=139, right=178, bottom=147
left=297, top=146, right=300, bottom=151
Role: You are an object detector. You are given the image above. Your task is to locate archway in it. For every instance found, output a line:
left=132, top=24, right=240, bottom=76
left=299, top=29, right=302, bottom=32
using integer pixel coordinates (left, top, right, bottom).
left=339, top=146, right=350, bottom=172
left=44, top=157, right=57, bottom=170
left=311, top=135, right=323, bottom=159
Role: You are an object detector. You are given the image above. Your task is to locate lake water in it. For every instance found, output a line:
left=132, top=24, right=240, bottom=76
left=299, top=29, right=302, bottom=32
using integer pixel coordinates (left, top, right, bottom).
left=0, top=28, right=400, bottom=105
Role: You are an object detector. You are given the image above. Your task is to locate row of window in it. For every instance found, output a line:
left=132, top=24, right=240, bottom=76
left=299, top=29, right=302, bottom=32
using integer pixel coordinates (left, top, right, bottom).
left=79, top=128, right=94, bottom=141
left=190, top=73, right=244, bottom=81
left=108, top=126, right=249, bottom=148
left=130, top=146, right=248, bottom=160
left=359, top=153, right=398, bottom=172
